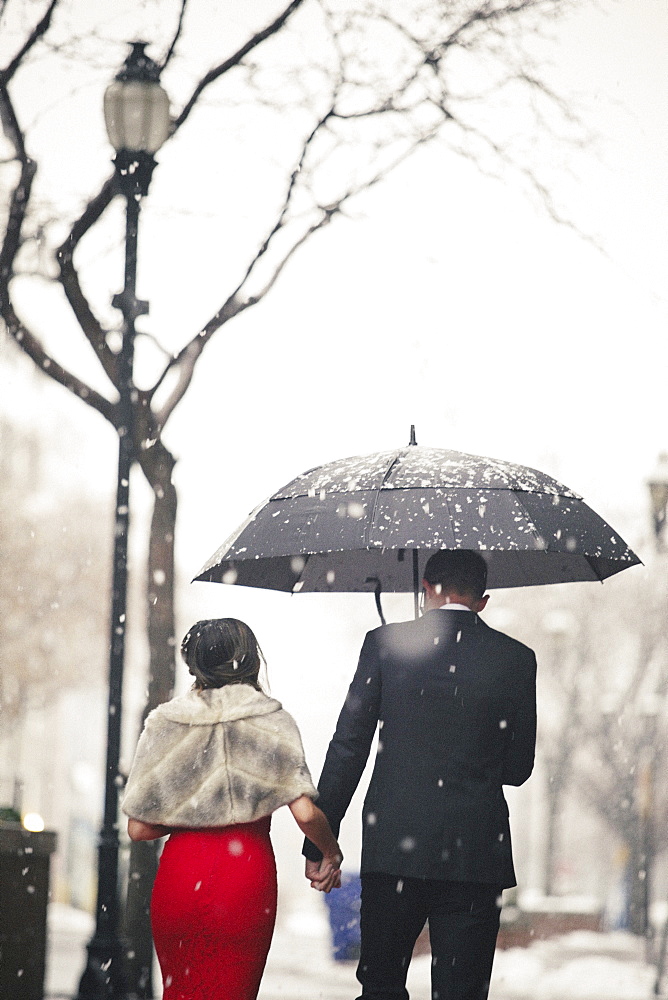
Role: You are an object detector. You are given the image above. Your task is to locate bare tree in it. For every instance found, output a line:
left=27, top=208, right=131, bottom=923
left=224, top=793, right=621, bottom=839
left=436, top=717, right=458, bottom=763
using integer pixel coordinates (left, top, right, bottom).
left=498, top=591, right=596, bottom=899
left=571, top=567, right=668, bottom=939
left=0, top=0, right=586, bottom=992
left=518, top=566, right=668, bottom=938
left=492, top=568, right=667, bottom=929
left=0, top=395, right=109, bottom=748
left=537, top=607, right=584, bottom=896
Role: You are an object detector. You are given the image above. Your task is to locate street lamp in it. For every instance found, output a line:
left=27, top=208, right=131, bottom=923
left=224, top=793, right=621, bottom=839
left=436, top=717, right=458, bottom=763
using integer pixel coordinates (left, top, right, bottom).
left=635, top=696, right=660, bottom=952
left=647, top=452, right=668, bottom=550
left=648, top=454, right=668, bottom=993
left=77, top=42, right=169, bottom=1000
left=541, top=609, right=576, bottom=898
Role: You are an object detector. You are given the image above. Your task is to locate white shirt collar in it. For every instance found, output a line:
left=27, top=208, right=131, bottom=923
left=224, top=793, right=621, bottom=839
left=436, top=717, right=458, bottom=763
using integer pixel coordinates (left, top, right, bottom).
left=437, top=603, right=472, bottom=612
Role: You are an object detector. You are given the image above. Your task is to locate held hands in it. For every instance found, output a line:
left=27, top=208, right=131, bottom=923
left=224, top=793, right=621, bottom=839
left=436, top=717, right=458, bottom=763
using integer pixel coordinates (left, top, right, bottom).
left=305, top=854, right=343, bottom=893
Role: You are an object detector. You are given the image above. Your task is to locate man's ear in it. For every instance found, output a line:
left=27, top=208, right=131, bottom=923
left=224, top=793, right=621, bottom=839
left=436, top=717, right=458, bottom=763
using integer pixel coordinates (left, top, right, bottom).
left=475, top=594, right=490, bottom=613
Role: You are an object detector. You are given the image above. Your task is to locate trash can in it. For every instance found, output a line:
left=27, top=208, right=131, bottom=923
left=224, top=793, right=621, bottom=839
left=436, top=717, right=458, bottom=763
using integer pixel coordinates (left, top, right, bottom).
left=0, top=822, right=58, bottom=1000
left=324, top=872, right=361, bottom=961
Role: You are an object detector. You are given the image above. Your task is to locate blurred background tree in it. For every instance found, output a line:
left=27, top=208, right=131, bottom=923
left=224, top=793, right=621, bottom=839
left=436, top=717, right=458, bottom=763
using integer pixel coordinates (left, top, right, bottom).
left=0, top=402, right=109, bottom=750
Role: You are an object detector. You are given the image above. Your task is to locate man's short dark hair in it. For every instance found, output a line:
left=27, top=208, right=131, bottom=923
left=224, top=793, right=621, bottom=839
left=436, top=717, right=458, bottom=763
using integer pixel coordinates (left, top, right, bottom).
left=423, top=549, right=488, bottom=599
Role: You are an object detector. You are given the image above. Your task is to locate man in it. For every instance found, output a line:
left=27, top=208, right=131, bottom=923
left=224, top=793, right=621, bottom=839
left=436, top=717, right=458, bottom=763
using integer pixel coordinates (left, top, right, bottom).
left=304, top=549, right=537, bottom=1000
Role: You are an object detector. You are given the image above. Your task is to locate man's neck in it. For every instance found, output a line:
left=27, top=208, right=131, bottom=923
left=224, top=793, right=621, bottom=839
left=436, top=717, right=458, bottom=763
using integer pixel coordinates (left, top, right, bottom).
left=426, top=593, right=477, bottom=612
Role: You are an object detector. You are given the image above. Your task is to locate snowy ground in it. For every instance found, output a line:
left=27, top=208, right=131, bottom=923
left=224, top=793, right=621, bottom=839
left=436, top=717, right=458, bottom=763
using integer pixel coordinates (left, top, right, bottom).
left=46, top=903, right=658, bottom=1000
left=490, top=932, right=656, bottom=1000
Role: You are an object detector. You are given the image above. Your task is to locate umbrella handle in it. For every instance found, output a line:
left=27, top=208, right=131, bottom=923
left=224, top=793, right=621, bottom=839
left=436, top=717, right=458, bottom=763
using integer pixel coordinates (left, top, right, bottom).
left=366, top=577, right=386, bottom=626
left=413, top=549, right=420, bottom=620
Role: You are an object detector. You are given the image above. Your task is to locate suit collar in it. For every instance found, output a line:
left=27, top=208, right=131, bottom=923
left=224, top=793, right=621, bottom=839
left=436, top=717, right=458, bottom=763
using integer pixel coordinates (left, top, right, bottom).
left=435, top=603, right=474, bottom=613
left=423, top=608, right=482, bottom=627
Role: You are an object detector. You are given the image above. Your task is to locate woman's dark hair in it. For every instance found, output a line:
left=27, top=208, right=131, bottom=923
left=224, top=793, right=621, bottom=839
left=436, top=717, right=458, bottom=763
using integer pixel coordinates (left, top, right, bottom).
left=181, top=618, right=265, bottom=691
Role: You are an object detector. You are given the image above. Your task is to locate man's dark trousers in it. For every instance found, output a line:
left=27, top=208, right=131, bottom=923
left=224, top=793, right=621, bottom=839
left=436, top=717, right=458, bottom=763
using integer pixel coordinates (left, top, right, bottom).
left=356, top=874, right=502, bottom=1000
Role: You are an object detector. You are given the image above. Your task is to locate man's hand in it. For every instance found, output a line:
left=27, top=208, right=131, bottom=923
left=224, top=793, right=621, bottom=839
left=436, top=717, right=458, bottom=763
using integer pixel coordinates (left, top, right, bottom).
left=305, top=859, right=322, bottom=884
left=305, top=855, right=343, bottom=893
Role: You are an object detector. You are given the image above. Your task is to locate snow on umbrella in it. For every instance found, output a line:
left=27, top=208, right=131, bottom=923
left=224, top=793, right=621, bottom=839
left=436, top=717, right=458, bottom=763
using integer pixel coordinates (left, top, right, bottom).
left=194, top=432, right=641, bottom=606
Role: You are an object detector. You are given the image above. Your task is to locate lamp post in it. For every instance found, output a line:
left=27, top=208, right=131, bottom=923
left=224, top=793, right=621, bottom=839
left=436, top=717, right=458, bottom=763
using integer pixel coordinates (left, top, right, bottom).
left=648, top=453, right=668, bottom=992
left=541, top=609, right=576, bottom=898
left=647, top=452, right=668, bottom=550
left=77, top=42, right=169, bottom=1000
left=634, top=697, right=659, bottom=949
left=645, top=453, right=668, bottom=947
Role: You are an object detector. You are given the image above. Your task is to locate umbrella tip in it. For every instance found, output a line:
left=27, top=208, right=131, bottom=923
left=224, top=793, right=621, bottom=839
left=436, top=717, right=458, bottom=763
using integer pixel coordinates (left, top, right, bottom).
left=409, top=425, right=417, bottom=446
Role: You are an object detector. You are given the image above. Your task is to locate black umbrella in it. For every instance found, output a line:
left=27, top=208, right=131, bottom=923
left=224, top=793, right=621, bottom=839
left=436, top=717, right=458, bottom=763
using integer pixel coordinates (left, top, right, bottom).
left=195, top=430, right=641, bottom=618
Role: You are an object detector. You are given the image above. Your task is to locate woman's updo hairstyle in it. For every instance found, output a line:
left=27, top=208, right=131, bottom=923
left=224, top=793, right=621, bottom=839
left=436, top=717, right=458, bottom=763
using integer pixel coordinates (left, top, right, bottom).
left=181, top=618, right=265, bottom=691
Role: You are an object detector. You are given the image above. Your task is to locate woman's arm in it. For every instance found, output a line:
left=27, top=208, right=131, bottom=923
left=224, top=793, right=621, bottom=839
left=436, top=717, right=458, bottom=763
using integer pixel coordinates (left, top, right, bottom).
left=127, top=818, right=171, bottom=841
left=289, top=795, right=342, bottom=891
left=303, top=632, right=380, bottom=867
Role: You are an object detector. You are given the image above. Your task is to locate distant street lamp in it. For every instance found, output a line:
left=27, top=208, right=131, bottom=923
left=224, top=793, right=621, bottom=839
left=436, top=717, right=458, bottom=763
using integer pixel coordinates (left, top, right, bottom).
left=636, top=697, right=660, bottom=949
left=647, top=452, right=668, bottom=550
left=648, top=453, right=668, bottom=993
left=77, top=42, right=170, bottom=1000
left=541, top=609, right=576, bottom=898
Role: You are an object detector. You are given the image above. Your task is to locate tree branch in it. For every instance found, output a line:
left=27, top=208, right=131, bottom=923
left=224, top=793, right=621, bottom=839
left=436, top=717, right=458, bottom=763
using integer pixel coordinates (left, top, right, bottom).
left=0, top=0, right=59, bottom=84
left=48, top=0, right=309, bottom=406
left=146, top=105, right=334, bottom=425
left=150, top=341, right=202, bottom=431
left=3, top=0, right=592, bottom=445
left=149, top=111, right=439, bottom=431
left=55, top=176, right=118, bottom=386
left=426, top=96, right=596, bottom=241
left=574, top=758, right=636, bottom=842
left=4, top=304, right=116, bottom=421
left=161, top=0, right=189, bottom=71
left=0, top=79, right=115, bottom=423
left=172, top=0, right=306, bottom=131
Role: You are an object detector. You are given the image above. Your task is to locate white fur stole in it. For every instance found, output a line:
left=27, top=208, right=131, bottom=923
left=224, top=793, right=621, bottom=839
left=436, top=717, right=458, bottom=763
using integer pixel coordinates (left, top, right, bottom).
left=121, top=685, right=317, bottom=827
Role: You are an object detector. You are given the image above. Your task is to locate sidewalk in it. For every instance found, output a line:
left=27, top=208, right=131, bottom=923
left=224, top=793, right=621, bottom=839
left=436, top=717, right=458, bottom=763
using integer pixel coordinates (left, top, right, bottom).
left=45, top=902, right=360, bottom=1000
left=490, top=931, right=655, bottom=1000
left=46, top=903, right=657, bottom=1000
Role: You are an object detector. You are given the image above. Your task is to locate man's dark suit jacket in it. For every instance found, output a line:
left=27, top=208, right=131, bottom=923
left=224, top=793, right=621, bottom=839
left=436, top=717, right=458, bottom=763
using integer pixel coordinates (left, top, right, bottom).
left=304, top=609, right=537, bottom=889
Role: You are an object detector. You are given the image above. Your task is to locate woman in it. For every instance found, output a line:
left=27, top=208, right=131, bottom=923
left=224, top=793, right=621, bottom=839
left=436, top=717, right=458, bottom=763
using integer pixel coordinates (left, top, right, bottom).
left=122, top=618, right=342, bottom=1000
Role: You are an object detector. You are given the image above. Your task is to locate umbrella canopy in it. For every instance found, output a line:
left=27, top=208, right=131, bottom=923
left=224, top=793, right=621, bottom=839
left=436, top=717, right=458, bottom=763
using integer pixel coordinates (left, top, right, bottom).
left=195, top=438, right=640, bottom=596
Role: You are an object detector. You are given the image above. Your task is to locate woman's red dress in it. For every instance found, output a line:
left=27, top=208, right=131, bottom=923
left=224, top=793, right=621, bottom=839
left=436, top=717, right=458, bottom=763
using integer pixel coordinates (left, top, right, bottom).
left=151, top=817, right=277, bottom=1000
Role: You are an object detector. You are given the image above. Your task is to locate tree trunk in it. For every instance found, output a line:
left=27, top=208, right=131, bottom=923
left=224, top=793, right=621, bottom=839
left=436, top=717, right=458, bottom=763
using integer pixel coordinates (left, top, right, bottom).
left=544, top=781, right=562, bottom=897
left=543, top=743, right=571, bottom=897
left=626, top=832, right=650, bottom=937
left=123, top=841, right=159, bottom=999
left=123, top=442, right=177, bottom=998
